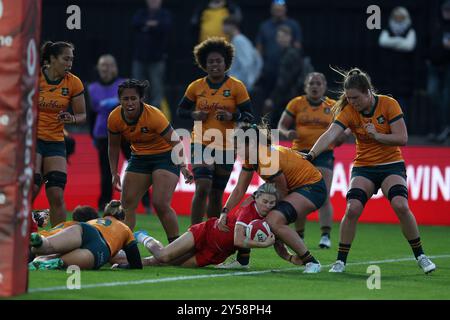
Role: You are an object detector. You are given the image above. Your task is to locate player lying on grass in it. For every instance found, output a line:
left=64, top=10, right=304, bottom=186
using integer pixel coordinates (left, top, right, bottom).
left=113, top=183, right=298, bottom=268
left=29, top=205, right=99, bottom=264
left=29, top=200, right=142, bottom=270
left=32, top=205, right=99, bottom=237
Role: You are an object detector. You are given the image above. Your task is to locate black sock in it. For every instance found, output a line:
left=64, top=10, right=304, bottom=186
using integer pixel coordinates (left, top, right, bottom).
left=168, top=236, right=179, bottom=244
left=408, top=237, right=424, bottom=259
left=337, top=243, right=351, bottom=264
left=28, top=247, right=36, bottom=263
left=299, top=251, right=318, bottom=264
left=237, top=248, right=250, bottom=265
left=296, top=229, right=305, bottom=240
left=321, top=226, right=331, bottom=238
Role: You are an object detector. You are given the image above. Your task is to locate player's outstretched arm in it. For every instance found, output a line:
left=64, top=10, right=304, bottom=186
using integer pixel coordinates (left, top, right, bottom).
left=307, top=123, right=344, bottom=161
left=333, top=127, right=352, bottom=147
left=217, top=170, right=254, bottom=231
left=223, top=169, right=253, bottom=212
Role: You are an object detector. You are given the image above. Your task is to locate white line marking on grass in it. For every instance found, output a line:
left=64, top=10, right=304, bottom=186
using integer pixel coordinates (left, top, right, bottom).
left=29, top=254, right=450, bottom=293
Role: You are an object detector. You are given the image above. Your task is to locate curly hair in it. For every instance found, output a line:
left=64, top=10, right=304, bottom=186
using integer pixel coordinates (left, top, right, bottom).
left=193, top=37, right=235, bottom=72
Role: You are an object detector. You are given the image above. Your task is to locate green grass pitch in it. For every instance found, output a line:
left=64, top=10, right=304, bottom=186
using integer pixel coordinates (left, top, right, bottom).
left=19, top=215, right=450, bottom=300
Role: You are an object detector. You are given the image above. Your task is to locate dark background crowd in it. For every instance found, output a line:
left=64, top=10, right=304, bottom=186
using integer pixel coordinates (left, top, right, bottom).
left=42, top=0, right=450, bottom=142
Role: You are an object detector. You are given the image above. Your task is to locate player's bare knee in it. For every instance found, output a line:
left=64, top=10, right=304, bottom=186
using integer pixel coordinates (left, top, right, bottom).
left=153, top=249, right=170, bottom=263
left=388, top=184, right=409, bottom=216
left=345, top=188, right=367, bottom=219
left=345, top=201, right=363, bottom=220
left=121, top=196, right=138, bottom=210
left=152, top=200, right=170, bottom=214
left=194, top=182, right=211, bottom=198
left=321, top=197, right=332, bottom=210
left=391, top=198, right=410, bottom=216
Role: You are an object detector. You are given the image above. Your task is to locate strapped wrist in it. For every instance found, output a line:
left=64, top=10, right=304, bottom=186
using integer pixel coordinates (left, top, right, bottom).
left=306, top=150, right=316, bottom=161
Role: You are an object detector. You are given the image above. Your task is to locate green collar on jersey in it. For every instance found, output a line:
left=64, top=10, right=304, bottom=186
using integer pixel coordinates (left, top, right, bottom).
left=42, top=67, right=64, bottom=85
left=206, top=75, right=229, bottom=90
left=306, top=97, right=323, bottom=107
left=360, top=94, right=379, bottom=118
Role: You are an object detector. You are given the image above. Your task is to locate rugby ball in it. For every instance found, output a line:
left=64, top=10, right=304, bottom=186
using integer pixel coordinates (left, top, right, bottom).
left=245, top=219, right=272, bottom=242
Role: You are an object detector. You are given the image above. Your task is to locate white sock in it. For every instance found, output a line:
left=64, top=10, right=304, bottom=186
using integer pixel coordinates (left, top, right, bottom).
left=136, top=232, right=152, bottom=244
left=142, top=236, right=155, bottom=248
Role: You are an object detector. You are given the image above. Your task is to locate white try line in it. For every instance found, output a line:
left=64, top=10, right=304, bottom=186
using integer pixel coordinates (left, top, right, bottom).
left=28, top=254, right=450, bottom=294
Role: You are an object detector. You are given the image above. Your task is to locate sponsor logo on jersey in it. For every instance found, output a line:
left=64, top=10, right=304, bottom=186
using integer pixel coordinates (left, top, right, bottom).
left=377, top=115, right=385, bottom=124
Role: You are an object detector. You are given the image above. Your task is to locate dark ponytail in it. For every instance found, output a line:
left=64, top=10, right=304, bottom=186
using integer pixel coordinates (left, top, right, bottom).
left=40, top=41, right=74, bottom=65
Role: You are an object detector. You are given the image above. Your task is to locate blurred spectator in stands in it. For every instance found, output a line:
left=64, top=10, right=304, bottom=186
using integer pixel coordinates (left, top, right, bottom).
left=87, top=55, right=152, bottom=213
left=263, top=25, right=303, bottom=128
left=255, top=0, right=302, bottom=97
left=427, top=0, right=450, bottom=143
left=378, top=7, right=417, bottom=120
left=87, top=55, right=123, bottom=211
left=222, top=16, right=262, bottom=92
left=131, top=0, right=172, bottom=107
left=191, top=0, right=242, bottom=44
